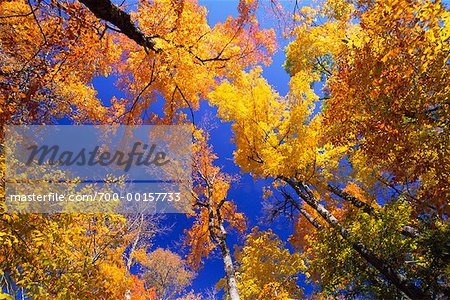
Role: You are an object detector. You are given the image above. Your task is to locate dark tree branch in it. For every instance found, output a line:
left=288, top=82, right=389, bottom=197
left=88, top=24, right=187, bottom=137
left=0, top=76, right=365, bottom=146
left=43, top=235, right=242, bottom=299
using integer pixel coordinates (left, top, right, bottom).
left=27, top=0, right=47, bottom=44
left=327, top=183, right=376, bottom=215
left=327, top=183, right=422, bottom=238
left=77, top=0, right=159, bottom=53
left=279, top=189, right=323, bottom=230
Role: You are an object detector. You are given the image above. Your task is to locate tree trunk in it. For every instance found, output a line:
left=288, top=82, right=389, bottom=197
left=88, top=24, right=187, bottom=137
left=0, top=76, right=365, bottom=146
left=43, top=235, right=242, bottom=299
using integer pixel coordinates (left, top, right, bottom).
left=206, top=184, right=240, bottom=300
left=285, top=179, right=431, bottom=300
left=218, top=236, right=240, bottom=300
left=284, top=191, right=323, bottom=230
left=124, top=213, right=144, bottom=300
left=327, top=184, right=421, bottom=238
left=124, top=290, right=131, bottom=300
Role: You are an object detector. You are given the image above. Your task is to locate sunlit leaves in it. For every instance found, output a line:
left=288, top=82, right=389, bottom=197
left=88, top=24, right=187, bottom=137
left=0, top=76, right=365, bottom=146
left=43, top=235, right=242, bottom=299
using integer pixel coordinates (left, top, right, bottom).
left=321, top=0, right=450, bottom=215
left=233, top=228, right=304, bottom=300
left=209, top=67, right=346, bottom=181
left=185, top=129, right=246, bottom=270
left=210, top=0, right=449, bottom=297
left=0, top=0, right=121, bottom=125
left=116, top=0, right=276, bottom=123
left=297, top=200, right=437, bottom=298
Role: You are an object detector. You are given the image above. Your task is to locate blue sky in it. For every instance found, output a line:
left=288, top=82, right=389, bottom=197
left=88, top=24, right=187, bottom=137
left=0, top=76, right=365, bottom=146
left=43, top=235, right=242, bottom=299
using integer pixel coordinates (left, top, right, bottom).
left=93, top=0, right=313, bottom=296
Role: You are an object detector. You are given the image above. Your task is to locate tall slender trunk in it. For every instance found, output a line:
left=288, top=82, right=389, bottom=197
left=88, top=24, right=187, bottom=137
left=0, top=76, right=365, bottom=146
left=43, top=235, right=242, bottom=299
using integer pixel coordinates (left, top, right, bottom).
left=218, top=234, right=240, bottom=300
left=124, top=213, right=144, bottom=300
left=206, top=185, right=240, bottom=300
left=124, top=235, right=139, bottom=300
left=285, top=179, right=431, bottom=300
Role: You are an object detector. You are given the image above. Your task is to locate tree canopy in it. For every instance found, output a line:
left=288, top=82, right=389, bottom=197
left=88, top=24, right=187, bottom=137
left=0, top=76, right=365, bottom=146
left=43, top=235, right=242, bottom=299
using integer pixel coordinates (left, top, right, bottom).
left=0, top=0, right=449, bottom=299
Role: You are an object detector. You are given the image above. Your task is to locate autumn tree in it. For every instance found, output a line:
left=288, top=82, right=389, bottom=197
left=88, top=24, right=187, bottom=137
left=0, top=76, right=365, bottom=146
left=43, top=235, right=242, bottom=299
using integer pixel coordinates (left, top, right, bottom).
left=288, top=196, right=448, bottom=298
left=0, top=0, right=275, bottom=298
left=0, top=0, right=275, bottom=126
left=208, top=0, right=449, bottom=298
left=0, top=138, right=149, bottom=298
left=121, top=212, right=166, bottom=300
left=2, top=0, right=448, bottom=298
left=319, top=0, right=450, bottom=217
left=0, top=210, right=153, bottom=298
left=134, top=248, right=195, bottom=300
left=230, top=227, right=303, bottom=300
left=184, top=128, right=246, bottom=300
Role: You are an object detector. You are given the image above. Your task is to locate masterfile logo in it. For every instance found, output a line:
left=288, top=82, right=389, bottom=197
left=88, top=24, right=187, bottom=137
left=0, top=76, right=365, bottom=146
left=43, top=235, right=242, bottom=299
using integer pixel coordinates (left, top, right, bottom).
left=5, top=125, right=192, bottom=214
left=26, top=141, right=170, bottom=171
